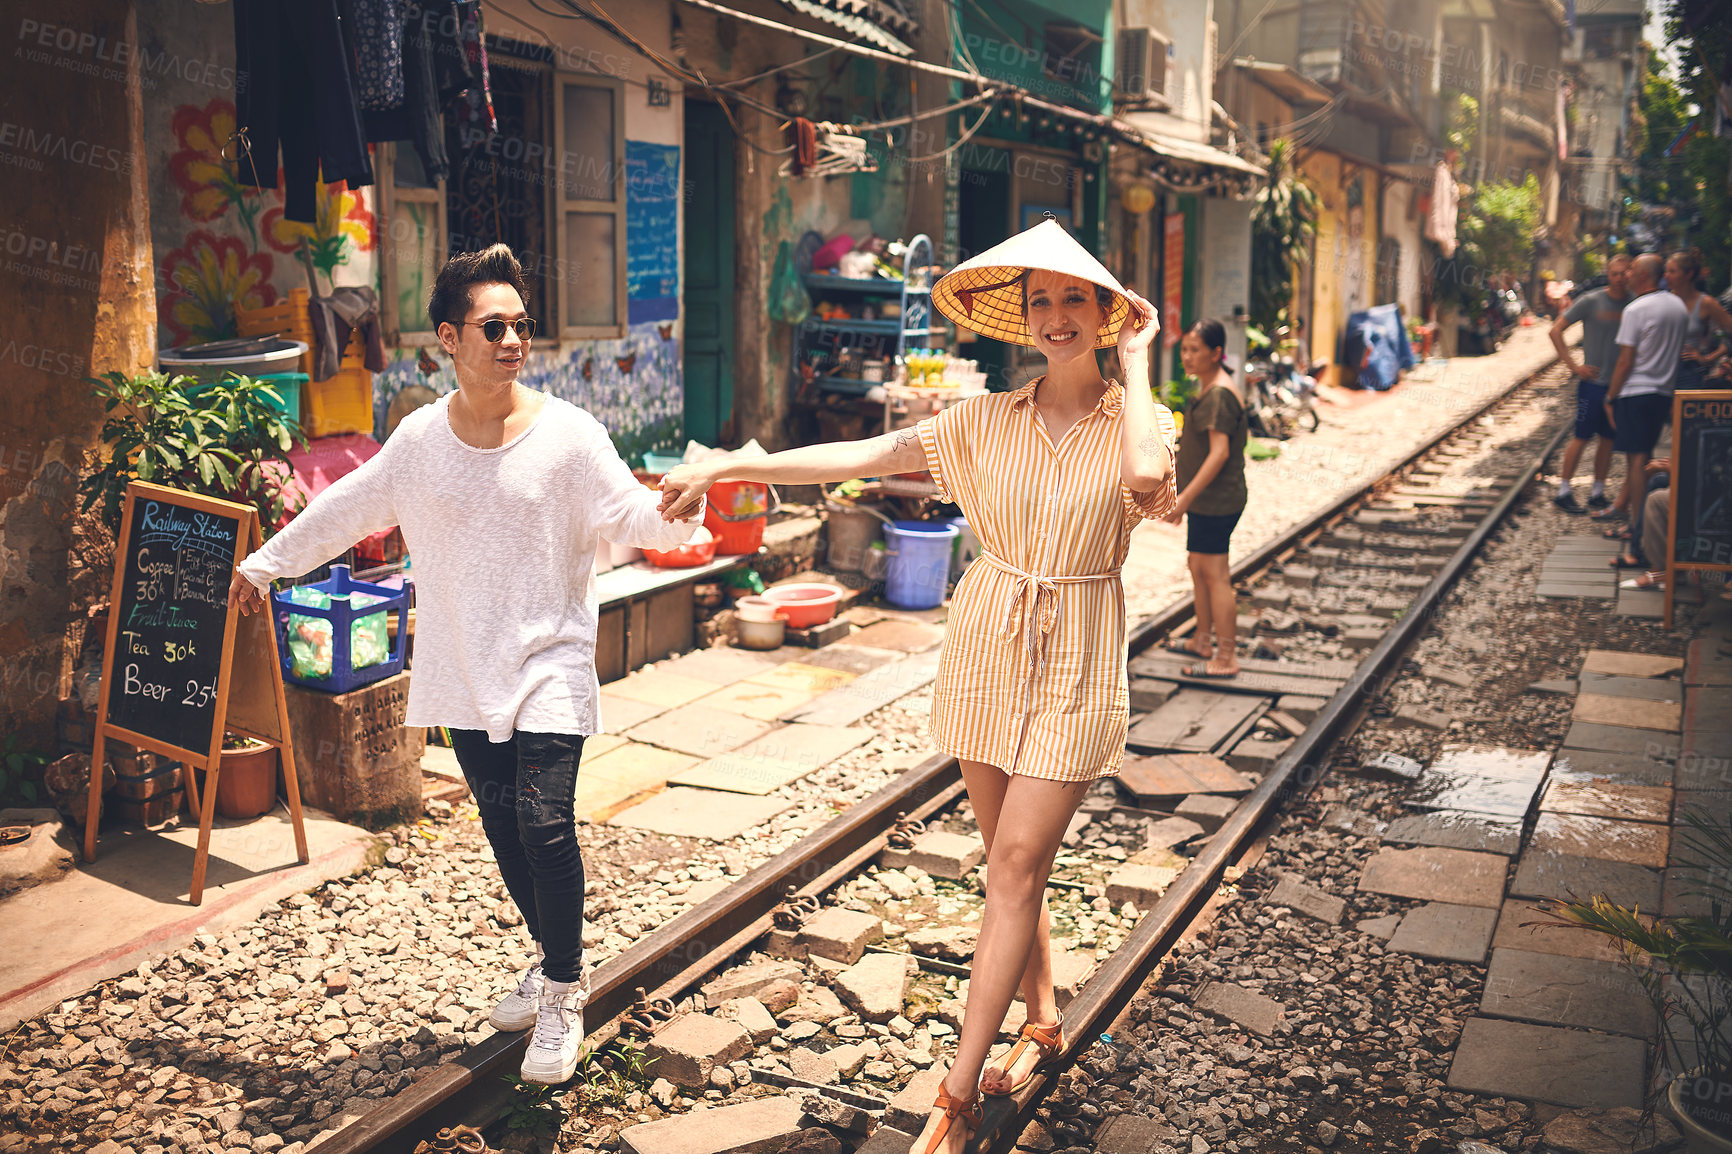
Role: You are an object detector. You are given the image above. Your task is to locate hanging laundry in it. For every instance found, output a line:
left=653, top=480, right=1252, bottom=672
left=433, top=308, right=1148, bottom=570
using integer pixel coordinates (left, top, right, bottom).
left=453, top=0, right=496, bottom=136
left=233, top=0, right=375, bottom=223
left=308, top=286, right=388, bottom=382
left=363, top=0, right=474, bottom=183
left=352, top=0, right=405, bottom=112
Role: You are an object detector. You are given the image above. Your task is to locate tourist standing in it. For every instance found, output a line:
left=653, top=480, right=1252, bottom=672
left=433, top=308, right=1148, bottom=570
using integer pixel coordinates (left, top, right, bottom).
left=1605, top=253, right=1689, bottom=571
left=1549, top=255, right=1630, bottom=513
left=1164, top=319, right=1249, bottom=679
left=1666, top=249, right=1732, bottom=390
left=659, top=218, right=1177, bottom=1154
left=228, top=245, right=702, bottom=1084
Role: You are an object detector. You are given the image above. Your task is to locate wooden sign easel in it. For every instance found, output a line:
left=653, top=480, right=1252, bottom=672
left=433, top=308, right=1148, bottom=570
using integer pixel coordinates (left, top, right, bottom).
left=1664, top=391, right=1732, bottom=628
left=84, top=481, right=308, bottom=905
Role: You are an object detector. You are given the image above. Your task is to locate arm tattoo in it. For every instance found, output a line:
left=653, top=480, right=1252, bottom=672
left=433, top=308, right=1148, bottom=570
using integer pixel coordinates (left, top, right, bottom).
left=1138, top=430, right=1166, bottom=457
left=893, top=427, right=919, bottom=450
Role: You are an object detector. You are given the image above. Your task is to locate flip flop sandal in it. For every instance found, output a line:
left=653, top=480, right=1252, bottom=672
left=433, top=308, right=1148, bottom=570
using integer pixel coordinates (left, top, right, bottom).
left=1601, top=526, right=1630, bottom=540
left=983, top=1017, right=1065, bottom=1097
left=1183, top=665, right=1241, bottom=679
left=918, top=1083, right=982, bottom=1154
left=0, top=827, right=30, bottom=848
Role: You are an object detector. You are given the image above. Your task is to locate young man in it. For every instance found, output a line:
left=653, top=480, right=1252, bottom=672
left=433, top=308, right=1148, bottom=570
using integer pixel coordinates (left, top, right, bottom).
left=1604, top=252, right=1688, bottom=570
left=227, top=245, right=701, bottom=1083
left=1549, top=255, right=1630, bottom=513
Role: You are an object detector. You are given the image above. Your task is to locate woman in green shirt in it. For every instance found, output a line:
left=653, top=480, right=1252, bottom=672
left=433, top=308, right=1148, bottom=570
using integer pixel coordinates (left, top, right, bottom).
left=1164, top=319, right=1248, bottom=678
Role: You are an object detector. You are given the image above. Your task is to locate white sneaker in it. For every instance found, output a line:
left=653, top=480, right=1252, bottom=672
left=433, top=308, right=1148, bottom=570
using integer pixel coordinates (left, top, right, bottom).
left=519, top=956, right=592, bottom=1085
left=488, top=964, right=544, bottom=1032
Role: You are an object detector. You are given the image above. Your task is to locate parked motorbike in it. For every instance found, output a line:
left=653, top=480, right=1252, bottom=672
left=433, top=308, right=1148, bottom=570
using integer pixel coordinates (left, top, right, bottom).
left=1243, top=325, right=1321, bottom=439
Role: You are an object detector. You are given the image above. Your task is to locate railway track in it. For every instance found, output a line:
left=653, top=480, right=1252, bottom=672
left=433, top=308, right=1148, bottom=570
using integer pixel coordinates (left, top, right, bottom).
left=319, top=359, right=1574, bottom=1154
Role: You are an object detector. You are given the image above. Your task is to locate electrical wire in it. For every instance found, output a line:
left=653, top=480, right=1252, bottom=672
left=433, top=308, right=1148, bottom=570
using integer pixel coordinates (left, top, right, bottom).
left=720, top=45, right=843, bottom=88
left=901, top=98, right=995, bottom=161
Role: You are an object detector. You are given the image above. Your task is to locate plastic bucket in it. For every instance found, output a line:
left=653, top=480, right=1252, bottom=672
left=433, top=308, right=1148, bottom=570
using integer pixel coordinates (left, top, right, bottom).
left=883, top=520, right=959, bottom=609
left=824, top=502, right=884, bottom=572
left=704, top=480, right=772, bottom=555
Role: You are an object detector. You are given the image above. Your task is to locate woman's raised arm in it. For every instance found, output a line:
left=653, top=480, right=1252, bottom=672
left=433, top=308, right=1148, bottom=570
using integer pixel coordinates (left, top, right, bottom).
left=658, top=427, right=928, bottom=521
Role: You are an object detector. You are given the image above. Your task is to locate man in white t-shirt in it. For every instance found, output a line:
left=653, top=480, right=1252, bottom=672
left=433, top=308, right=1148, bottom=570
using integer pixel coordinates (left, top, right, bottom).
left=226, top=246, right=701, bottom=1084
left=1604, top=252, right=1688, bottom=568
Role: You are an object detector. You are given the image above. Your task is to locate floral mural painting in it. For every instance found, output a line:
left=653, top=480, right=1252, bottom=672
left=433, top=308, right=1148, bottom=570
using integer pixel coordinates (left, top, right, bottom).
left=158, top=230, right=277, bottom=345
left=169, top=99, right=267, bottom=244
left=262, top=177, right=377, bottom=282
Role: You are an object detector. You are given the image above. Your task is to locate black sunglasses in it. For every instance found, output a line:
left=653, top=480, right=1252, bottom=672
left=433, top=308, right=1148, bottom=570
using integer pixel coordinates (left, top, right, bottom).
left=460, top=317, right=536, bottom=342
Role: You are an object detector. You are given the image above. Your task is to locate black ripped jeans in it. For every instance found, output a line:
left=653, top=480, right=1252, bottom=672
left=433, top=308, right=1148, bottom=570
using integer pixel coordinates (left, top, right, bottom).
left=448, top=730, right=587, bottom=983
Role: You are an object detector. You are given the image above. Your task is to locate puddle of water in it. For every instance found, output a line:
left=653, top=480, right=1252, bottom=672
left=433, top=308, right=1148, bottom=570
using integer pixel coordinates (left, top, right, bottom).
left=1402, top=743, right=1552, bottom=817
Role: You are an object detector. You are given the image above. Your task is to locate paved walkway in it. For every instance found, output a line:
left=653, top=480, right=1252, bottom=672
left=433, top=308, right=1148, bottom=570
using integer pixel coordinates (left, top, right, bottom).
left=1354, top=595, right=1732, bottom=1113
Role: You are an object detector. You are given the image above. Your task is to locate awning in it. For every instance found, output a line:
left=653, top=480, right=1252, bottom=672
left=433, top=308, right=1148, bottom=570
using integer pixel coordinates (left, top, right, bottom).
left=1123, top=115, right=1266, bottom=177
left=1234, top=59, right=1332, bottom=106
left=778, top=0, right=915, bottom=56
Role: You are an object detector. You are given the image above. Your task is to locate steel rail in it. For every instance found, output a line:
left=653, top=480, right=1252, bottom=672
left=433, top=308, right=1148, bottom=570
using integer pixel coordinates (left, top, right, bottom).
left=977, top=414, right=1576, bottom=1153
left=323, top=358, right=1561, bottom=1153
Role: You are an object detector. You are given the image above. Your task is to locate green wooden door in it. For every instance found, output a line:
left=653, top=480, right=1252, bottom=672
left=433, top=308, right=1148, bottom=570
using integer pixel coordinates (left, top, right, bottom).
left=682, top=100, right=736, bottom=446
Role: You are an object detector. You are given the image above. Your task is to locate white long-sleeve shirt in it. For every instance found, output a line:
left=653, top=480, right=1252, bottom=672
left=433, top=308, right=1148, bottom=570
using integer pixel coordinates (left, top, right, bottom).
left=238, top=394, right=699, bottom=741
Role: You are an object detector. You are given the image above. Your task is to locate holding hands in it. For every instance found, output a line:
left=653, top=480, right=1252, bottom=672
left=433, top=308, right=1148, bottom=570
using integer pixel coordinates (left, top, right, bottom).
left=659, top=463, right=715, bottom=523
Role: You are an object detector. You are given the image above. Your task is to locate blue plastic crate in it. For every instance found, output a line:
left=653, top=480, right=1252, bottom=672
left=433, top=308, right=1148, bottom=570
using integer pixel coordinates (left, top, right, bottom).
left=272, top=564, right=411, bottom=694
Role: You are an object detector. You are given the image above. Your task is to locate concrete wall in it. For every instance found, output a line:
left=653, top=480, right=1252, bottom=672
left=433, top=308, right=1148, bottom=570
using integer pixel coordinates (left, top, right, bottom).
left=1120, top=0, right=1215, bottom=142
left=2, top=0, right=157, bottom=746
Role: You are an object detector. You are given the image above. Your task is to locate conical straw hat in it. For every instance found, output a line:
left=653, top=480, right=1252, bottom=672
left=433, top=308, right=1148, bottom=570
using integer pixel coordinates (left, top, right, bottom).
left=932, top=216, right=1131, bottom=348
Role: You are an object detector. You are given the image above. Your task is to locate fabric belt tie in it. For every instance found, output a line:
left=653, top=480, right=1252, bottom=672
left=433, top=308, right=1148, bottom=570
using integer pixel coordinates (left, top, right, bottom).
left=978, top=551, right=1119, bottom=694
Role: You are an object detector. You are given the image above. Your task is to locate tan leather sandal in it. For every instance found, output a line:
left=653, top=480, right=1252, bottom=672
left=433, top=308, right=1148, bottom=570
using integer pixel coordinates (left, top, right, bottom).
left=982, top=1015, right=1065, bottom=1097
left=919, top=1083, right=982, bottom=1154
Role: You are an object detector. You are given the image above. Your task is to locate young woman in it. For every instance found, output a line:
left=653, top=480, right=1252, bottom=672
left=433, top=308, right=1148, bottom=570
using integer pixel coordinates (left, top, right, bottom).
left=1163, top=319, right=1249, bottom=679
left=660, top=218, right=1177, bottom=1154
left=1666, top=248, right=1732, bottom=390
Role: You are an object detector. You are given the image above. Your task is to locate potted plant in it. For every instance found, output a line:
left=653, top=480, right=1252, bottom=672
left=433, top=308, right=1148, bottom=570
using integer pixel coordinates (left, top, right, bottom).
left=1533, top=807, right=1732, bottom=1151
left=79, top=369, right=307, bottom=537
left=208, top=735, right=278, bottom=821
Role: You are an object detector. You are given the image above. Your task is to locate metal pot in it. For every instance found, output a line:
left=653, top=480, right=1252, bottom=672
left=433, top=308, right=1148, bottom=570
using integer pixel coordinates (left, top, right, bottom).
left=734, top=616, right=786, bottom=650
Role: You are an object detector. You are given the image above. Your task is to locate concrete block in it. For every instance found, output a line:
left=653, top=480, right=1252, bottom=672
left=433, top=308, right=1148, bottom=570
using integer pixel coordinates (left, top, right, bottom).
left=641, top=1013, right=753, bottom=1089
left=1447, top=1018, right=1645, bottom=1109
left=1387, top=902, right=1498, bottom=963
left=1341, top=626, right=1385, bottom=652
left=1276, top=695, right=1329, bottom=725
left=780, top=985, right=847, bottom=1025
left=1094, top=1115, right=1182, bottom=1154
left=1266, top=874, right=1345, bottom=925
left=833, top=952, right=914, bottom=1022
left=1529, top=813, right=1669, bottom=869
left=1194, top=981, right=1283, bottom=1036
left=1228, top=738, right=1291, bottom=775
left=1105, top=862, right=1179, bottom=909
left=1573, top=694, right=1681, bottom=733
left=1050, top=949, right=1097, bottom=1007
left=1129, top=677, right=1179, bottom=712
left=798, top=907, right=885, bottom=966
left=885, top=1065, right=947, bottom=1133
left=787, top=617, right=853, bottom=648
left=1175, top=793, right=1237, bottom=834
left=1481, top=948, right=1655, bottom=1037
left=1584, top=649, right=1685, bottom=679
left=880, top=830, right=984, bottom=880
left=1391, top=705, right=1451, bottom=731
left=1357, top=846, right=1508, bottom=908
left=719, top=997, right=779, bottom=1045
left=1279, top=565, right=1320, bottom=586
left=786, top=1046, right=839, bottom=1086
left=620, top=1094, right=806, bottom=1154
left=1510, top=851, right=1662, bottom=909
left=1144, top=816, right=1207, bottom=849
left=702, top=959, right=805, bottom=1005
left=1249, top=586, right=1292, bottom=610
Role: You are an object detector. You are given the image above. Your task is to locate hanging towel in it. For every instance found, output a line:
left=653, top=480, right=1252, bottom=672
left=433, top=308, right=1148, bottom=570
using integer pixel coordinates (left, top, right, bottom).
left=234, top=0, right=375, bottom=223
left=352, top=0, right=405, bottom=112
left=309, top=286, right=388, bottom=381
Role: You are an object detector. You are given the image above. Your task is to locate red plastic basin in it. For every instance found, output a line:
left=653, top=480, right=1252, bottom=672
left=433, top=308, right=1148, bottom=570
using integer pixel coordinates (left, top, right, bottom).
left=762, top=583, right=842, bottom=628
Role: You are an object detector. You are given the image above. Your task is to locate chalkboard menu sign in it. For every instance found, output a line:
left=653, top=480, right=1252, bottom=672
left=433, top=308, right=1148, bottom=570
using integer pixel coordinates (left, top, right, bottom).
left=105, top=492, right=241, bottom=754
left=1665, top=390, right=1732, bottom=627
left=88, top=481, right=310, bottom=905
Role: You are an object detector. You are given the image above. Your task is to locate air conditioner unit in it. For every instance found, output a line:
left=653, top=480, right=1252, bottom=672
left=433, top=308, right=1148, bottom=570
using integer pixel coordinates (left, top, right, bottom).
left=1115, top=25, right=1172, bottom=104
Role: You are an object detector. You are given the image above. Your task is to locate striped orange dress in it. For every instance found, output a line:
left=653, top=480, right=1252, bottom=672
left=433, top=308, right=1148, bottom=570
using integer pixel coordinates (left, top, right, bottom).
left=917, top=377, right=1179, bottom=782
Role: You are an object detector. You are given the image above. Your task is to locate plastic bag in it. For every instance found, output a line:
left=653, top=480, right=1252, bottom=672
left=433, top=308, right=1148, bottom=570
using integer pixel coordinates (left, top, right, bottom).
left=285, top=586, right=390, bottom=680
left=768, top=240, right=812, bottom=326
